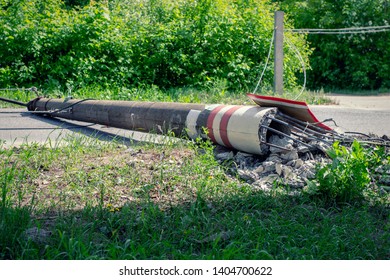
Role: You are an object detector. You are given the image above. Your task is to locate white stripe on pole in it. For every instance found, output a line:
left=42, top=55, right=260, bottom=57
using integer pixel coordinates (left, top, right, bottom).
left=185, top=109, right=201, bottom=139
left=227, top=106, right=275, bottom=154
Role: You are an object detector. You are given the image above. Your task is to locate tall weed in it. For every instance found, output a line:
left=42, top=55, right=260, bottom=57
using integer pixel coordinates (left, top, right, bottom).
left=305, top=140, right=389, bottom=206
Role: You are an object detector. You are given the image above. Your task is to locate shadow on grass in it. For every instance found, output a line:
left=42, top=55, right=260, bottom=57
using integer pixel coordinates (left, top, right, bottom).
left=1, top=190, right=388, bottom=260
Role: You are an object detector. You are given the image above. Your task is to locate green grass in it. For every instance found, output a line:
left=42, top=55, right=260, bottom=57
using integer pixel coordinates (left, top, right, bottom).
left=0, top=86, right=387, bottom=259
left=0, top=136, right=388, bottom=260
left=0, top=85, right=333, bottom=109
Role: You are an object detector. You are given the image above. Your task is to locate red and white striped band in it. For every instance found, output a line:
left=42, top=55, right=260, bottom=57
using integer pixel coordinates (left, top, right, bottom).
left=186, top=105, right=277, bottom=155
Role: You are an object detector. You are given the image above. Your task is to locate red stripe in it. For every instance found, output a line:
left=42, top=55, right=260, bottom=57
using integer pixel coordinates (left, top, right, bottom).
left=247, top=93, right=307, bottom=106
left=247, top=93, right=332, bottom=131
left=206, top=105, right=225, bottom=143
left=219, top=106, right=243, bottom=148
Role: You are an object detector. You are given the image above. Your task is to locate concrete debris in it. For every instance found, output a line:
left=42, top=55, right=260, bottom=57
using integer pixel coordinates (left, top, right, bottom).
left=237, top=169, right=259, bottom=182
left=216, top=132, right=389, bottom=192
left=215, top=134, right=334, bottom=191
left=269, top=135, right=294, bottom=153
left=261, top=161, right=277, bottom=173
left=216, top=151, right=234, bottom=161
left=280, top=150, right=299, bottom=161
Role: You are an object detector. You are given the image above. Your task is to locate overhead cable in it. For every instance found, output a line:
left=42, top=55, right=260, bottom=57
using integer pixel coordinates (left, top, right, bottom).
left=285, top=25, right=390, bottom=34
left=253, top=29, right=275, bottom=94
left=284, top=37, right=307, bottom=100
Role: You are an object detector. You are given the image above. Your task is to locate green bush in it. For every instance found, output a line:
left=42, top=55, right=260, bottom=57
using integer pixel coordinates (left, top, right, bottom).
left=0, top=0, right=311, bottom=91
left=305, top=140, right=389, bottom=205
left=279, top=0, right=390, bottom=90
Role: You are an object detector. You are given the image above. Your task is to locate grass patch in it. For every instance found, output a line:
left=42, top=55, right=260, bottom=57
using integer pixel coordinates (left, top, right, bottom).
left=0, top=136, right=388, bottom=260
left=305, top=141, right=390, bottom=207
left=0, top=85, right=333, bottom=109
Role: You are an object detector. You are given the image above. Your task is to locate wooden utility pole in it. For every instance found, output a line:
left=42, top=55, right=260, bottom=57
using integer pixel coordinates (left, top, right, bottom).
left=274, top=11, right=284, bottom=95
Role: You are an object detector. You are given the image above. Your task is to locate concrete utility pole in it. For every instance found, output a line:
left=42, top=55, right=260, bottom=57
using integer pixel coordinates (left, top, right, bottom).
left=27, top=98, right=282, bottom=155
left=274, top=11, right=284, bottom=95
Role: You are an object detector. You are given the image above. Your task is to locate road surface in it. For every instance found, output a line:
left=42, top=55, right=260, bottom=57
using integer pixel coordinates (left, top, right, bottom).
left=0, top=95, right=389, bottom=147
left=0, top=108, right=172, bottom=147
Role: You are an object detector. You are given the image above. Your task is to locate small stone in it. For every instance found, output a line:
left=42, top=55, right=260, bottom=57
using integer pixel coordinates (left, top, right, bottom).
left=286, top=177, right=305, bottom=188
left=301, top=169, right=316, bottom=180
left=252, top=181, right=273, bottom=191
left=254, top=165, right=265, bottom=174
left=262, top=161, right=276, bottom=173
left=267, top=154, right=283, bottom=163
left=262, top=174, right=280, bottom=184
left=235, top=152, right=253, bottom=160
left=275, top=163, right=283, bottom=176
left=216, top=151, right=234, bottom=161
left=238, top=169, right=258, bottom=182
left=235, top=152, right=256, bottom=168
left=280, top=150, right=299, bottom=161
left=282, top=166, right=294, bottom=179
left=297, top=145, right=310, bottom=153
left=308, top=141, right=331, bottom=154
left=286, top=159, right=304, bottom=169
left=269, top=135, right=294, bottom=153
left=294, top=159, right=304, bottom=169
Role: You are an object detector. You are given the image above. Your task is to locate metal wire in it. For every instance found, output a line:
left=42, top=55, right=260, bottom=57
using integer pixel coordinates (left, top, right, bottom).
left=285, top=25, right=390, bottom=34
left=284, top=37, right=306, bottom=100
left=29, top=98, right=95, bottom=115
left=253, top=29, right=275, bottom=94
left=261, top=124, right=314, bottom=148
left=0, top=97, right=28, bottom=107
left=0, top=87, right=38, bottom=92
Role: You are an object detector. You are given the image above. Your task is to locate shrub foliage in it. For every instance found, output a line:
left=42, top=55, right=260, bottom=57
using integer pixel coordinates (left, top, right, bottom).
left=306, top=140, right=389, bottom=205
left=0, top=0, right=310, bottom=91
left=279, top=0, right=390, bottom=90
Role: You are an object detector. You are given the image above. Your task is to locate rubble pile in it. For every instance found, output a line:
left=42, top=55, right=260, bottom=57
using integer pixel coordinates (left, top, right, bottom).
left=215, top=135, right=332, bottom=191
left=215, top=130, right=390, bottom=194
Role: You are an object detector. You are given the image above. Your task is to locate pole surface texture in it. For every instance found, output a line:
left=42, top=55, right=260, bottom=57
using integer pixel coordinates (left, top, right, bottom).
left=274, top=11, right=284, bottom=95
left=28, top=98, right=283, bottom=155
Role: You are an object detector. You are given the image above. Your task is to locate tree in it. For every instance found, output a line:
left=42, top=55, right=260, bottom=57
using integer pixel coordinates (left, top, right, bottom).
left=0, top=0, right=311, bottom=91
left=278, top=0, right=390, bottom=90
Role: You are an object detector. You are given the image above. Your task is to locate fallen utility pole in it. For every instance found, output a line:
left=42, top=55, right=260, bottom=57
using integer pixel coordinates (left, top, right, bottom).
left=4, top=94, right=373, bottom=155
left=27, top=98, right=284, bottom=155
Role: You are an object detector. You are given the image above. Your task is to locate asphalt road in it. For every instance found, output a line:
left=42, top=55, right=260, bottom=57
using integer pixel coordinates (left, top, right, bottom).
left=0, top=108, right=171, bottom=148
left=0, top=95, right=389, bottom=147
left=311, top=94, right=390, bottom=136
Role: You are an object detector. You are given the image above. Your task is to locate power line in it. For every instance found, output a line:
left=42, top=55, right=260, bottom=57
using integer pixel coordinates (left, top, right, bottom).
left=285, top=25, right=390, bottom=34
left=253, top=29, right=275, bottom=94
left=284, top=37, right=306, bottom=100
left=0, top=87, right=38, bottom=92
left=287, top=25, right=390, bottom=32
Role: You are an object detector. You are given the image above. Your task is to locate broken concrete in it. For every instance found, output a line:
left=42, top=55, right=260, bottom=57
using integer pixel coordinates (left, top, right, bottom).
left=215, top=134, right=335, bottom=192
left=216, top=129, right=390, bottom=193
